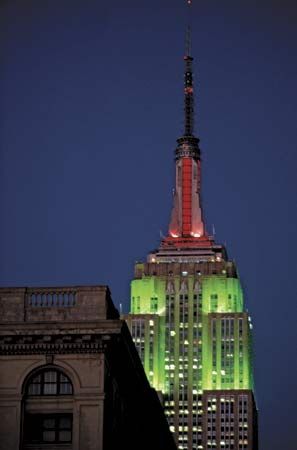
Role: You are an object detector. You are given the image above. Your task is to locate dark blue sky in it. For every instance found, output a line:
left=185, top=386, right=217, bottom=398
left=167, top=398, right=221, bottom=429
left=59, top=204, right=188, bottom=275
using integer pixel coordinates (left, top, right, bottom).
left=0, top=1, right=296, bottom=449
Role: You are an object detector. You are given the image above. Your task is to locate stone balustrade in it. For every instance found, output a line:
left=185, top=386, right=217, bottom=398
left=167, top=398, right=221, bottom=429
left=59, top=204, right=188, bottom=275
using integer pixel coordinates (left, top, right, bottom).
left=0, top=286, right=119, bottom=323
left=27, top=288, right=76, bottom=307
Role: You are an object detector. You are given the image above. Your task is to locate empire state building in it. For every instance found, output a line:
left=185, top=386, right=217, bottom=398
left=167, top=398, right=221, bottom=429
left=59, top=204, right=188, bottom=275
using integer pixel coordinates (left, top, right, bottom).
left=124, top=18, right=258, bottom=450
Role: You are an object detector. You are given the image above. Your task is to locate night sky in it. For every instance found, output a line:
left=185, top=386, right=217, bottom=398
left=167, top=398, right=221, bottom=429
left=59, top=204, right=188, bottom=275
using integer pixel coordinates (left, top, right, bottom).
left=0, top=1, right=296, bottom=449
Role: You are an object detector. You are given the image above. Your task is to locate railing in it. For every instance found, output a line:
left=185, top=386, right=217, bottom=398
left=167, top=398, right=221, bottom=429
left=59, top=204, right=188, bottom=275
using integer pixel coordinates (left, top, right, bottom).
left=27, top=289, right=77, bottom=307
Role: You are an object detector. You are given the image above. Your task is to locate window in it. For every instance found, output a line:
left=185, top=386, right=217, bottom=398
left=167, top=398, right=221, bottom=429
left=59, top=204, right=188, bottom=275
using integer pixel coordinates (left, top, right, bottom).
left=136, top=296, right=141, bottom=312
left=22, top=366, right=73, bottom=449
left=27, top=369, right=73, bottom=396
left=210, top=294, right=218, bottom=311
left=150, top=297, right=158, bottom=312
left=24, top=414, right=72, bottom=444
left=23, top=368, right=74, bottom=449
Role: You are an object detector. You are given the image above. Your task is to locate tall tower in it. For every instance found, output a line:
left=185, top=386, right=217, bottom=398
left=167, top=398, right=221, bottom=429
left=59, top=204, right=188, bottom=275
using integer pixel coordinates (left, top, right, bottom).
left=124, top=5, right=258, bottom=450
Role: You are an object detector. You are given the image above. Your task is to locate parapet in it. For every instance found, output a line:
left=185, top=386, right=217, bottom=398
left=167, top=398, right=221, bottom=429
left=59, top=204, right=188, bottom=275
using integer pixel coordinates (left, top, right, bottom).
left=0, top=285, right=119, bottom=323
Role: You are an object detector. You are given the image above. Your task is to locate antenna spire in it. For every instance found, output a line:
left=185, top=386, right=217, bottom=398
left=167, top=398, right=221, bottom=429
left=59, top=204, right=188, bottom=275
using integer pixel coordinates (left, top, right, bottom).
left=167, top=0, right=204, bottom=240
left=185, top=1, right=192, bottom=57
left=184, top=0, right=194, bottom=136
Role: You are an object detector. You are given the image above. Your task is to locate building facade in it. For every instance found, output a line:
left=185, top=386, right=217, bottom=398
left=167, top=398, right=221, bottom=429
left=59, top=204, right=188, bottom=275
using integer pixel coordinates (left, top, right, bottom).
left=0, top=285, right=177, bottom=450
left=124, top=27, right=258, bottom=450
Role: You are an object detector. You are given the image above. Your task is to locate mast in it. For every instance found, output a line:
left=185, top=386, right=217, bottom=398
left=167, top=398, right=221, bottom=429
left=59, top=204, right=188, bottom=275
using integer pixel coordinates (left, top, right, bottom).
left=167, top=0, right=205, bottom=240
left=184, top=23, right=194, bottom=136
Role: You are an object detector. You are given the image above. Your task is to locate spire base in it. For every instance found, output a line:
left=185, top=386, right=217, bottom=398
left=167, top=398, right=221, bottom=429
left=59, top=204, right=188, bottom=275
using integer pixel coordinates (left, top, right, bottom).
left=147, top=234, right=228, bottom=264
left=176, top=135, right=200, bottom=160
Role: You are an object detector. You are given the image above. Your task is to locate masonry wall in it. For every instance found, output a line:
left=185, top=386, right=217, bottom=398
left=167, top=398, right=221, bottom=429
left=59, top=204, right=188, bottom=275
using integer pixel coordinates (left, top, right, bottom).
left=0, top=286, right=176, bottom=450
left=0, top=353, right=105, bottom=450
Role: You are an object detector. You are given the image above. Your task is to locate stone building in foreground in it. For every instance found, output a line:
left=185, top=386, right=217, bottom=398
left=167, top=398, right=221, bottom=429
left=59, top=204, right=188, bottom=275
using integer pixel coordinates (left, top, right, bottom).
left=0, top=285, right=177, bottom=450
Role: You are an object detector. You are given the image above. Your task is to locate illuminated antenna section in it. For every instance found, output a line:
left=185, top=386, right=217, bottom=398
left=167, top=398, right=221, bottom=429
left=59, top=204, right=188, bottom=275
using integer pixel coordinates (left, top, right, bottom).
left=166, top=0, right=205, bottom=240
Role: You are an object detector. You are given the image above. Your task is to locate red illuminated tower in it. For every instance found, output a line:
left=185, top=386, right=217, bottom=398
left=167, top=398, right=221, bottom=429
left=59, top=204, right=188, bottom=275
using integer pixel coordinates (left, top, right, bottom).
left=148, top=22, right=225, bottom=264
left=169, top=26, right=204, bottom=239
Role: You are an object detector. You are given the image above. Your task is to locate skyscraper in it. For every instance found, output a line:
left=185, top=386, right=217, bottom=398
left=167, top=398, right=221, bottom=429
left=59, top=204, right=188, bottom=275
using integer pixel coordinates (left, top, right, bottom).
left=124, top=12, right=258, bottom=450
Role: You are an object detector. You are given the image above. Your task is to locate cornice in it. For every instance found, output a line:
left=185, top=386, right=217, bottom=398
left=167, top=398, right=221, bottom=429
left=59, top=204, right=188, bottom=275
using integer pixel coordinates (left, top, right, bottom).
left=0, top=332, right=119, bottom=356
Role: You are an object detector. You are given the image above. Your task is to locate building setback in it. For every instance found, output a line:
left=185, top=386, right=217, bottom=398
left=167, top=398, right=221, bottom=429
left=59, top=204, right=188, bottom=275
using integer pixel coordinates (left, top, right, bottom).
left=0, top=286, right=177, bottom=450
left=123, top=21, right=258, bottom=450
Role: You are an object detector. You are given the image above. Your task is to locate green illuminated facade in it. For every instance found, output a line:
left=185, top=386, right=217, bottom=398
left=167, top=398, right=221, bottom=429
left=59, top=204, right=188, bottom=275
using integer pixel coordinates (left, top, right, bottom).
left=125, top=259, right=257, bottom=449
left=128, top=266, right=253, bottom=393
left=124, top=19, right=258, bottom=450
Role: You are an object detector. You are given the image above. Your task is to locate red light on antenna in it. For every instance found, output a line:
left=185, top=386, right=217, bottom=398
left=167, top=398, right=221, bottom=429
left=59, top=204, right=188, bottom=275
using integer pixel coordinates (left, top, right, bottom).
left=187, top=0, right=192, bottom=5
